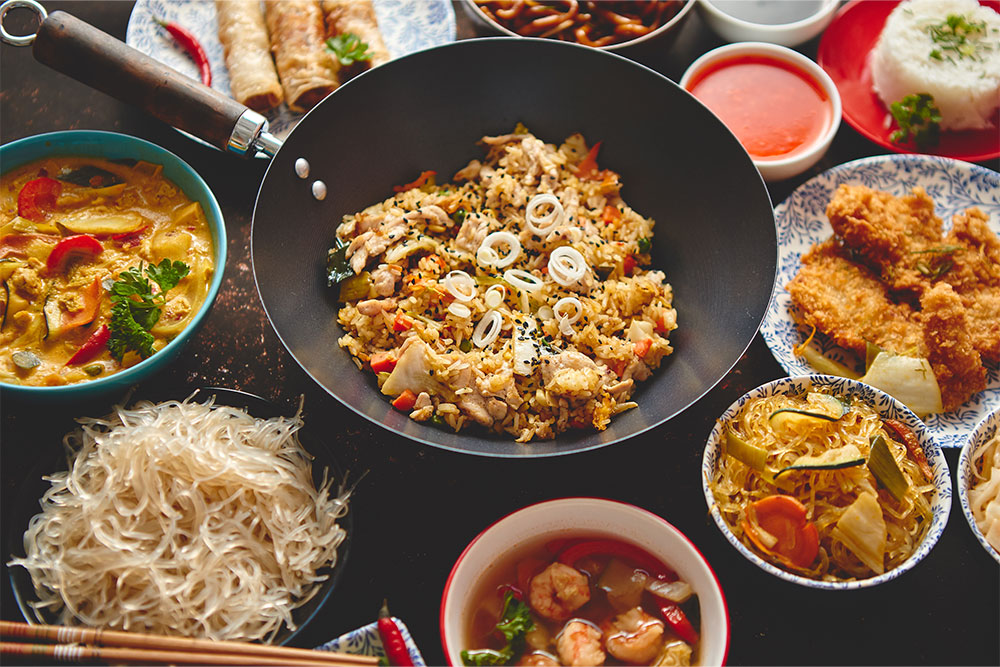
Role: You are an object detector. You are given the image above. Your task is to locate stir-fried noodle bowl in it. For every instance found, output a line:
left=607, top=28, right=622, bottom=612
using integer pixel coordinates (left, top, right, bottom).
left=958, top=409, right=1000, bottom=563
left=703, top=376, right=950, bottom=589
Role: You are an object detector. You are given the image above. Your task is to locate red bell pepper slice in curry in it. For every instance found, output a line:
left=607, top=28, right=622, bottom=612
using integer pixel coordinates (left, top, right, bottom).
left=660, top=603, right=700, bottom=645
left=45, top=234, right=104, bottom=273
left=65, top=324, right=110, bottom=366
left=17, top=177, right=62, bottom=222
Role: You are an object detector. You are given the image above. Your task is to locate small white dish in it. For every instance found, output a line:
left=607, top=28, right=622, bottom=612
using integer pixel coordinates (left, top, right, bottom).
left=440, top=497, right=729, bottom=666
left=957, top=409, right=1000, bottom=565
left=702, top=375, right=952, bottom=590
left=680, top=41, right=841, bottom=182
left=316, top=617, right=426, bottom=665
left=697, top=0, right=840, bottom=47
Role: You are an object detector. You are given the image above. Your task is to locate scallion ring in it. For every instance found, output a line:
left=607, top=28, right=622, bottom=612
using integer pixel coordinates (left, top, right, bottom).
left=477, top=231, right=521, bottom=269
left=447, top=302, right=472, bottom=319
left=473, top=310, right=503, bottom=348
left=548, top=246, right=588, bottom=287
left=525, top=193, right=564, bottom=238
left=484, top=284, right=506, bottom=309
left=554, top=296, right=582, bottom=336
left=444, top=270, right=476, bottom=302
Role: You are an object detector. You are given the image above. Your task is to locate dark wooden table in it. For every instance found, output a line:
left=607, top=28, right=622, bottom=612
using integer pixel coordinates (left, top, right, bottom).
left=2, top=2, right=998, bottom=665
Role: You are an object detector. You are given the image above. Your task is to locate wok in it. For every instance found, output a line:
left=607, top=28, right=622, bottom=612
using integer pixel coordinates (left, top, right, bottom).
left=16, top=8, right=777, bottom=457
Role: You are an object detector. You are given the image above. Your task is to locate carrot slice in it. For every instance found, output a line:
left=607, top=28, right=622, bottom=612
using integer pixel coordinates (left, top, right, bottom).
left=575, top=141, right=602, bottom=179
left=391, top=389, right=417, bottom=412
left=742, top=495, right=819, bottom=569
left=393, top=170, right=436, bottom=193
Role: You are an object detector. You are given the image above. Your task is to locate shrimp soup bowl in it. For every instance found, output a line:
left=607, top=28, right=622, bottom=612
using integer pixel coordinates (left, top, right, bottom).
left=0, top=131, right=226, bottom=402
left=957, top=408, right=1000, bottom=564
left=440, top=497, right=729, bottom=666
left=702, top=375, right=951, bottom=590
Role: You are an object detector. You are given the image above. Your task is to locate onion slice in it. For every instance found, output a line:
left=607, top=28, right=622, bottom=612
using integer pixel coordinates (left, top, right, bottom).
left=484, top=284, right=506, bottom=309
left=548, top=246, right=588, bottom=287
left=473, top=310, right=503, bottom=348
left=525, top=193, right=564, bottom=238
left=443, top=270, right=476, bottom=302
left=477, top=231, right=521, bottom=269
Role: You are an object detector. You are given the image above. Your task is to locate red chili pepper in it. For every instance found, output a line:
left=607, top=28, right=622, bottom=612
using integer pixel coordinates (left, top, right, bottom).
left=65, top=325, right=110, bottom=366
left=46, top=235, right=103, bottom=273
left=154, top=17, right=212, bottom=86
left=111, top=225, right=149, bottom=248
left=17, top=177, right=62, bottom=222
left=882, top=419, right=934, bottom=482
left=660, top=603, right=699, bottom=645
left=377, top=600, right=415, bottom=666
left=557, top=539, right=677, bottom=581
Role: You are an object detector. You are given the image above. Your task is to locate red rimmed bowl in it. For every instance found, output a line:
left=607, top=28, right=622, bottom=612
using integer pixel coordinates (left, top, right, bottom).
left=440, top=497, right=729, bottom=666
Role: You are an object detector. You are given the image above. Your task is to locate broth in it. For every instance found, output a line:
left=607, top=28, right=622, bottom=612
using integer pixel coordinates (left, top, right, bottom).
left=463, top=534, right=702, bottom=666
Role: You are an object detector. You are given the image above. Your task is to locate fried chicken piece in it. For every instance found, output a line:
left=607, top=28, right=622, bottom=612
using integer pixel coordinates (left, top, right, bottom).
left=920, top=283, right=987, bottom=412
left=826, top=184, right=943, bottom=291
left=787, top=239, right=926, bottom=357
left=942, top=209, right=1000, bottom=361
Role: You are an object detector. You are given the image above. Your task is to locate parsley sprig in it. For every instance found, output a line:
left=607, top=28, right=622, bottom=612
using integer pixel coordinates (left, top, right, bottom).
left=325, top=32, right=372, bottom=66
left=889, top=93, right=942, bottom=149
left=108, top=259, right=189, bottom=361
left=460, top=590, right=535, bottom=666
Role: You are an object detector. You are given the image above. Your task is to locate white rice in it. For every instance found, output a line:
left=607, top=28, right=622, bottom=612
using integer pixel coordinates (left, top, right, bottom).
left=871, top=0, right=1000, bottom=131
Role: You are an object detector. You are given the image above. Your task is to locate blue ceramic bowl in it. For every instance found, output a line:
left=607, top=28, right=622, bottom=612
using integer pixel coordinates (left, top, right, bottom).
left=702, top=375, right=951, bottom=590
left=957, top=408, right=1000, bottom=565
left=0, top=130, right=226, bottom=400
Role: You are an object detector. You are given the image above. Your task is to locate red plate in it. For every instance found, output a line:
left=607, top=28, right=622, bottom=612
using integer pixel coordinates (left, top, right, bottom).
left=818, top=0, right=1000, bottom=162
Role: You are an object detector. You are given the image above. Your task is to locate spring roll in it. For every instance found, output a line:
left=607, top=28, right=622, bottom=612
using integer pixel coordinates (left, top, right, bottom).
left=264, top=0, right=340, bottom=112
left=215, top=0, right=284, bottom=112
left=322, top=0, right=391, bottom=68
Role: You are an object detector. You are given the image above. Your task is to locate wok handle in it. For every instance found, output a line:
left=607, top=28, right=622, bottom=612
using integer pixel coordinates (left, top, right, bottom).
left=31, top=10, right=278, bottom=157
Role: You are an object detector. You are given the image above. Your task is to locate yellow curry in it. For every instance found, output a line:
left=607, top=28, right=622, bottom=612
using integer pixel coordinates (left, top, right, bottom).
left=0, top=157, right=215, bottom=386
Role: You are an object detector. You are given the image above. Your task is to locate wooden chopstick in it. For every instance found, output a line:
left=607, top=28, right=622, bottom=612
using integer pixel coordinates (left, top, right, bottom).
left=0, top=641, right=365, bottom=666
left=0, top=621, right=378, bottom=666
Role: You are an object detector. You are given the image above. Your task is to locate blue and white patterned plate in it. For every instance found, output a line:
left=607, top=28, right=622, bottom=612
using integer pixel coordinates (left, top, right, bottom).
left=126, top=0, right=456, bottom=149
left=761, top=154, right=1000, bottom=448
left=957, top=408, right=1000, bottom=565
left=316, top=617, right=426, bottom=666
left=702, top=374, right=952, bottom=590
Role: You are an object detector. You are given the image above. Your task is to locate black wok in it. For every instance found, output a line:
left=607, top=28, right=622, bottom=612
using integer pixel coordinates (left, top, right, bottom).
left=22, top=11, right=776, bottom=457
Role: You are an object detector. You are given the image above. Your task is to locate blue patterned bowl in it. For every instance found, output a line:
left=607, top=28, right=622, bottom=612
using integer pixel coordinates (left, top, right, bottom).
left=0, top=131, right=226, bottom=401
left=957, top=408, right=1000, bottom=565
left=702, top=375, right=951, bottom=590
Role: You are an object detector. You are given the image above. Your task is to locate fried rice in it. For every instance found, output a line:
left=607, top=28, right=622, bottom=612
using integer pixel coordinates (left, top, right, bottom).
left=330, top=128, right=676, bottom=442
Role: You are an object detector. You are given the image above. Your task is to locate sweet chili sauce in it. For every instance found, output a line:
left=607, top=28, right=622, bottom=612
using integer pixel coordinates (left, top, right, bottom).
left=686, top=54, right=832, bottom=161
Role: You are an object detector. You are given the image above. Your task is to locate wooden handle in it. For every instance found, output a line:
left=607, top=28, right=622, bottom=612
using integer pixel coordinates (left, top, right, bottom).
left=32, top=10, right=248, bottom=152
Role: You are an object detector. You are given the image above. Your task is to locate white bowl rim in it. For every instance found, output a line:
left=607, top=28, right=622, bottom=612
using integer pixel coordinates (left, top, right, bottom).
left=957, top=408, right=1000, bottom=565
left=697, top=0, right=841, bottom=33
left=0, top=129, right=227, bottom=396
left=701, top=374, right=952, bottom=590
left=461, top=0, right=696, bottom=51
left=439, top=496, right=730, bottom=665
left=679, top=41, right=842, bottom=171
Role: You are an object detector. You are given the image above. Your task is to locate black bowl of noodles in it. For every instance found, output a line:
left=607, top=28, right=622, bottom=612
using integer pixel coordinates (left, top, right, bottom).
left=4, top=387, right=352, bottom=646
left=251, top=37, right=776, bottom=457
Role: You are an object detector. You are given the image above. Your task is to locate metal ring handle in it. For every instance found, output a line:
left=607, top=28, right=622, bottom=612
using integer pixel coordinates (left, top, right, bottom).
left=0, top=0, right=47, bottom=46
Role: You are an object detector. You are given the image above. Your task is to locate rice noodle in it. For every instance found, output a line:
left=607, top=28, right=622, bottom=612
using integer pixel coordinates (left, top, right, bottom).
left=968, top=429, right=1000, bottom=552
left=8, top=397, right=349, bottom=642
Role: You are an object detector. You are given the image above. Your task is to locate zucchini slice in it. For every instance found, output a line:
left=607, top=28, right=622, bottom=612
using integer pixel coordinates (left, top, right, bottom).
left=867, top=435, right=909, bottom=502
left=769, top=393, right=847, bottom=431
left=774, top=444, right=866, bottom=478
left=724, top=429, right=768, bottom=471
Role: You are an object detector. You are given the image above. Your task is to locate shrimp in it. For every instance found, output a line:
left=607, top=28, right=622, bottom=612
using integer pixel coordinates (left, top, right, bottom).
left=602, top=607, right=665, bottom=665
left=556, top=619, right=606, bottom=667
left=528, top=562, right=591, bottom=621
left=516, top=650, right=561, bottom=666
